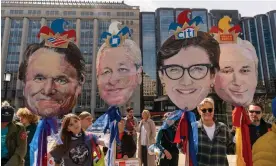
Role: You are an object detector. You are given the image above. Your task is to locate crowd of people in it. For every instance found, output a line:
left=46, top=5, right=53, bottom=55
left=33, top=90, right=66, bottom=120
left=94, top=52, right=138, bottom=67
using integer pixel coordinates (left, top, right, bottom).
left=1, top=100, right=275, bottom=166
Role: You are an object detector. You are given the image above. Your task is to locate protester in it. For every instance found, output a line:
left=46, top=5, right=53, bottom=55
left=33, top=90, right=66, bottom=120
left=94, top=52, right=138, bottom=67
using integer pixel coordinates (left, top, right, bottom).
left=248, top=102, right=272, bottom=146
left=79, top=111, right=93, bottom=131
left=138, top=110, right=156, bottom=166
left=124, top=107, right=138, bottom=144
left=196, top=97, right=233, bottom=166
left=50, top=114, right=104, bottom=166
left=156, top=114, right=179, bottom=166
left=116, top=119, right=137, bottom=160
left=16, top=107, right=39, bottom=166
left=1, top=101, right=27, bottom=166
left=252, top=97, right=276, bottom=166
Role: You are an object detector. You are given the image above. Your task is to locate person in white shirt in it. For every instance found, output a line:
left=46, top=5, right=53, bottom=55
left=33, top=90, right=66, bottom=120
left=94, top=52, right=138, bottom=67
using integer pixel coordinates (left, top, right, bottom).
left=195, top=97, right=234, bottom=166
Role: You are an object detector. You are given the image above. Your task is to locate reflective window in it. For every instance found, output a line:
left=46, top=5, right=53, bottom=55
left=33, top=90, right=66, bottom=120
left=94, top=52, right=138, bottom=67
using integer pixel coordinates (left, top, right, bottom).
left=249, top=18, right=264, bottom=81
left=159, top=9, right=174, bottom=45
left=6, top=19, right=23, bottom=90
left=1, top=18, right=5, bottom=47
left=261, top=16, right=276, bottom=79
left=141, top=13, right=157, bottom=97
left=78, top=20, right=94, bottom=108
left=27, top=20, right=41, bottom=44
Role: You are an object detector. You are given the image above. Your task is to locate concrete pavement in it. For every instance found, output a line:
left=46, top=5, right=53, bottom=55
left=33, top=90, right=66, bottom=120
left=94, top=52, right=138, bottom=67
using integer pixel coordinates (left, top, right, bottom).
left=177, top=154, right=236, bottom=166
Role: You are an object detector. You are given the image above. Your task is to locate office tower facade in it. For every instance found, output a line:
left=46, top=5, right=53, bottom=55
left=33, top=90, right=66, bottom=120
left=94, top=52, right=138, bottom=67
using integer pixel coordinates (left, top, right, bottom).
left=140, top=12, right=157, bottom=111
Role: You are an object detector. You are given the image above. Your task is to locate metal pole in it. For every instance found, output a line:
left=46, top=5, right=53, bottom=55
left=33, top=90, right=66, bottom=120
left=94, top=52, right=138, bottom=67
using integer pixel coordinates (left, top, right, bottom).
left=4, top=81, right=8, bottom=100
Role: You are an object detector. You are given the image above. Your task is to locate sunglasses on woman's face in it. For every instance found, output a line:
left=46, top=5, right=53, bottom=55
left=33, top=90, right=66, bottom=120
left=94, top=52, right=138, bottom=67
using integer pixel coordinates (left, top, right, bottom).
left=201, top=108, right=213, bottom=113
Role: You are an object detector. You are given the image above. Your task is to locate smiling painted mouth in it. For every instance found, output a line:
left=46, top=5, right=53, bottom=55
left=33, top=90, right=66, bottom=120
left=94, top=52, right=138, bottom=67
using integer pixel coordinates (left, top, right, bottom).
left=229, top=89, right=248, bottom=95
left=107, top=88, right=123, bottom=93
left=176, top=88, right=197, bottom=95
left=39, top=98, right=63, bottom=103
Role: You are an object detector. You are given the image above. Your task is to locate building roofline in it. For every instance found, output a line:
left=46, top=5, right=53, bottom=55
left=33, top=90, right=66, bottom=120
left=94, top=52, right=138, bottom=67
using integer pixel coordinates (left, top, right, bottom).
left=254, top=14, right=267, bottom=18
left=191, top=8, right=208, bottom=11
left=268, top=10, right=276, bottom=13
left=210, top=9, right=239, bottom=12
left=156, top=8, right=175, bottom=11
left=140, top=12, right=155, bottom=14
left=1, top=0, right=139, bottom=9
left=240, top=17, right=254, bottom=20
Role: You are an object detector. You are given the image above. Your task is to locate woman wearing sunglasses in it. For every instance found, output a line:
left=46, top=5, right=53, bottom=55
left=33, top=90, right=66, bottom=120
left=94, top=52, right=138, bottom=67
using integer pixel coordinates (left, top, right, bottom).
left=196, top=97, right=234, bottom=166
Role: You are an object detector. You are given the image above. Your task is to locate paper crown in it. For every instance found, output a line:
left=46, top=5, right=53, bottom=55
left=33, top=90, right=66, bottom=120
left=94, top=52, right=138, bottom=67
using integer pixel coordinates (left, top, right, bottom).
left=100, top=21, right=131, bottom=47
left=37, top=18, right=76, bottom=48
left=169, top=10, right=203, bottom=39
left=209, top=16, right=242, bottom=44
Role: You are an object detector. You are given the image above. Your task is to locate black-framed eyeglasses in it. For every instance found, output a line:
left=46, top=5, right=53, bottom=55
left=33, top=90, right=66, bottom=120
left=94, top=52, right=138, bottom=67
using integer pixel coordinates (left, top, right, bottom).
left=249, top=110, right=261, bottom=114
left=160, top=64, right=213, bottom=80
left=201, top=108, right=213, bottom=113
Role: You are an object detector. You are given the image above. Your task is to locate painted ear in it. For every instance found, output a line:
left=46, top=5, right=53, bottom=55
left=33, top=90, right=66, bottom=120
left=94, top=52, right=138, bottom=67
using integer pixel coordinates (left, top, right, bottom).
left=137, top=66, right=143, bottom=85
left=158, top=70, right=164, bottom=83
left=76, top=74, right=85, bottom=95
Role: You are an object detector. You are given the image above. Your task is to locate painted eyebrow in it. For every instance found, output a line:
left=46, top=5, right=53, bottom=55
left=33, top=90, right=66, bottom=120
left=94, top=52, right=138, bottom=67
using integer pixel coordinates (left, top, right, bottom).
left=34, top=73, right=45, bottom=77
left=103, top=67, right=111, bottom=70
left=241, top=65, right=251, bottom=68
left=119, top=62, right=127, bottom=66
left=222, top=66, right=232, bottom=69
left=54, top=75, right=68, bottom=78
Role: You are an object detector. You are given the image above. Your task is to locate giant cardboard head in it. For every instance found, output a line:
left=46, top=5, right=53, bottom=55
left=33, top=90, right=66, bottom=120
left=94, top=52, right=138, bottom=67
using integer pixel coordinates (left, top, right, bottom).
left=157, top=10, right=220, bottom=110
left=96, top=21, right=142, bottom=106
left=18, top=19, right=85, bottom=117
left=210, top=16, right=258, bottom=106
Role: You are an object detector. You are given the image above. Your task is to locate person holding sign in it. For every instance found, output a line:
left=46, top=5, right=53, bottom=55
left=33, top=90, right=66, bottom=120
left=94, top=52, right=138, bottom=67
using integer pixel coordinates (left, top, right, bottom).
left=92, top=21, right=142, bottom=166
left=210, top=16, right=259, bottom=166
left=157, top=9, right=220, bottom=166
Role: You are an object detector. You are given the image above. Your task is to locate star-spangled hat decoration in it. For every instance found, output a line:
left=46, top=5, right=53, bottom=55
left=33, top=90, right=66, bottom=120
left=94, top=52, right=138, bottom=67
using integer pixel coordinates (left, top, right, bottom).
left=100, top=21, right=131, bottom=48
left=37, top=18, right=76, bottom=48
left=209, top=16, right=242, bottom=44
left=169, top=9, right=203, bottom=39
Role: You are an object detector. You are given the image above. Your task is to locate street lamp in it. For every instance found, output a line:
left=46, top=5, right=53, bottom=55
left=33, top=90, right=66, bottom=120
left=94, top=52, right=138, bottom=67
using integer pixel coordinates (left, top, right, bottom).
left=3, top=72, right=11, bottom=100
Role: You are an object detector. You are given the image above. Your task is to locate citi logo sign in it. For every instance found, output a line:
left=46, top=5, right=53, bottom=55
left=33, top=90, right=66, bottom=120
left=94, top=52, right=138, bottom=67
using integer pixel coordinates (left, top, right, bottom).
left=178, top=28, right=195, bottom=39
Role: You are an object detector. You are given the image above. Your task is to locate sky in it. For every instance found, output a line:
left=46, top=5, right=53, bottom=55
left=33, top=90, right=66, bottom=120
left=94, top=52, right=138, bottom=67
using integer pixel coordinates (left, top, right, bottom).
left=98, top=0, right=276, bottom=17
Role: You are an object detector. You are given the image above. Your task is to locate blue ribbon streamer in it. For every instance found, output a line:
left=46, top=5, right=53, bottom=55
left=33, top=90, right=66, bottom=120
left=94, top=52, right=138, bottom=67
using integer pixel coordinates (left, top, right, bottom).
left=90, top=106, right=122, bottom=166
left=30, top=117, right=58, bottom=166
left=106, top=106, right=122, bottom=166
left=272, top=97, right=276, bottom=118
left=186, top=111, right=198, bottom=166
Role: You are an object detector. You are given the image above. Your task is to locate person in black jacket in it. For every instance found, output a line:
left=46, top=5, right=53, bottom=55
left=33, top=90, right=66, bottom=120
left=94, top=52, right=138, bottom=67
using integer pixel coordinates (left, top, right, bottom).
left=248, top=102, right=272, bottom=147
left=156, top=115, right=179, bottom=166
left=116, top=119, right=137, bottom=159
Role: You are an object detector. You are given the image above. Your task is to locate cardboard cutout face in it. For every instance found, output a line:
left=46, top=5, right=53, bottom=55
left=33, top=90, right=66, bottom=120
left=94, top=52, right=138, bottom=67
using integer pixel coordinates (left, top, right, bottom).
left=159, top=46, right=216, bottom=110
left=23, top=48, right=83, bottom=117
left=215, top=42, right=258, bottom=106
left=97, top=47, right=142, bottom=106
left=97, top=41, right=142, bottom=106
